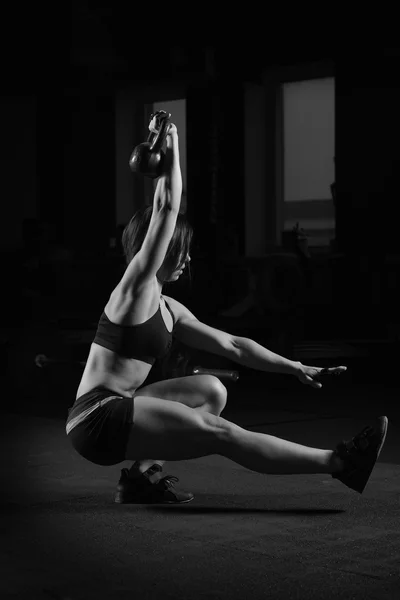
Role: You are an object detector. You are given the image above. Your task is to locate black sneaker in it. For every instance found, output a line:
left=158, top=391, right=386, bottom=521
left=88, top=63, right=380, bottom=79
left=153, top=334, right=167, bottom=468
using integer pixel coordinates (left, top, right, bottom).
left=114, top=464, right=194, bottom=504
left=332, top=416, right=388, bottom=494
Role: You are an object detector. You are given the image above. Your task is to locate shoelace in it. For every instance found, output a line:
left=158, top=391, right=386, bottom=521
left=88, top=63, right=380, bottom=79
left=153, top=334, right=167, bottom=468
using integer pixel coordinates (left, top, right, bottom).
left=339, top=426, right=374, bottom=461
left=351, top=426, right=373, bottom=452
left=159, top=475, right=179, bottom=490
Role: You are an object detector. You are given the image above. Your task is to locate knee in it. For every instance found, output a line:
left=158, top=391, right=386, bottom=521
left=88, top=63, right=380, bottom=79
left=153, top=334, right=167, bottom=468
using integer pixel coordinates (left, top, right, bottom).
left=197, top=410, right=235, bottom=453
left=201, top=375, right=228, bottom=414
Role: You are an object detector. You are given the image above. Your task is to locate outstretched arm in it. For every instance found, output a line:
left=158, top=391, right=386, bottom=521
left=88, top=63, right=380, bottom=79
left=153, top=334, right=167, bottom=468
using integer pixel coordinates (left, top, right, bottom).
left=153, top=122, right=182, bottom=213
left=231, top=337, right=347, bottom=389
left=233, top=337, right=301, bottom=376
left=165, top=295, right=347, bottom=390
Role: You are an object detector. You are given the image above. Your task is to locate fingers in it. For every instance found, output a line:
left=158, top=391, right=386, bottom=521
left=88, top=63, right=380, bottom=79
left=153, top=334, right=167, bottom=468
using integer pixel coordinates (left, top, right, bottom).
left=320, top=366, right=347, bottom=375
left=167, top=123, right=177, bottom=135
left=149, top=111, right=172, bottom=133
left=151, top=110, right=169, bottom=120
left=313, top=367, right=345, bottom=384
left=149, top=121, right=176, bottom=137
left=149, top=117, right=158, bottom=133
left=300, top=364, right=349, bottom=389
left=307, top=375, right=322, bottom=389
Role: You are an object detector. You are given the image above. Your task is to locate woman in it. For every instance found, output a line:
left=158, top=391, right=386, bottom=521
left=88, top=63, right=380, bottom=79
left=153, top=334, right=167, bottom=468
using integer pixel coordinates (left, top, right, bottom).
left=66, top=118, right=388, bottom=505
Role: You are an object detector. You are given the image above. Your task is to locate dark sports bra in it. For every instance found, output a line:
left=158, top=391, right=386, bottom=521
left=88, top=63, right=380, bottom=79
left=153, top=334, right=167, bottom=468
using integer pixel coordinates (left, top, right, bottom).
left=93, top=297, right=175, bottom=365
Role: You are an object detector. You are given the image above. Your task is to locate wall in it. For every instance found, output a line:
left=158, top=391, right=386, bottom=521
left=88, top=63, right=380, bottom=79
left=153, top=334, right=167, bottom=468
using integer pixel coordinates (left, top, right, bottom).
left=244, top=79, right=283, bottom=256
left=115, top=90, right=138, bottom=227
left=243, top=72, right=336, bottom=256
left=61, top=86, right=115, bottom=254
left=336, top=54, right=400, bottom=257
left=244, top=83, right=267, bottom=256
left=185, top=82, right=245, bottom=265
left=2, top=95, right=37, bottom=250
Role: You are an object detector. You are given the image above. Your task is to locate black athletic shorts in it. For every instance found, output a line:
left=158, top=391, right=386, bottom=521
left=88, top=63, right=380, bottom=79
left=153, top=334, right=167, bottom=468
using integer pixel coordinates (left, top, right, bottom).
left=66, top=386, right=134, bottom=466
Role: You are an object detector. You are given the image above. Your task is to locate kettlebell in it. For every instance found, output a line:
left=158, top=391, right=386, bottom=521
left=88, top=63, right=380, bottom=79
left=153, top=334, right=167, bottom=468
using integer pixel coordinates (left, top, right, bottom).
left=129, top=111, right=172, bottom=178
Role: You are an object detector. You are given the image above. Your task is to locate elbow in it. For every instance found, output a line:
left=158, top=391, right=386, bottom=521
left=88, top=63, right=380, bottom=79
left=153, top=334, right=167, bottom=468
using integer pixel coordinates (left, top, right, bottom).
left=231, top=336, right=244, bottom=361
left=154, top=180, right=181, bottom=212
left=155, top=199, right=177, bottom=215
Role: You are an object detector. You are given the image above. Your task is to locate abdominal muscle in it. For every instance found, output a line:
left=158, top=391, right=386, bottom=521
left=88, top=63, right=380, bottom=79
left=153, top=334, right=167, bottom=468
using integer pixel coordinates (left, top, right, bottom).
left=75, top=277, right=167, bottom=400
left=75, top=343, right=152, bottom=399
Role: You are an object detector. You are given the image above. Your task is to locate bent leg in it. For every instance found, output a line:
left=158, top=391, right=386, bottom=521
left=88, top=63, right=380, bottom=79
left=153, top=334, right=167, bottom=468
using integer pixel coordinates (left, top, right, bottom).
left=136, top=374, right=228, bottom=415
left=126, top=374, right=227, bottom=476
left=126, top=396, right=341, bottom=474
left=126, top=396, right=227, bottom=462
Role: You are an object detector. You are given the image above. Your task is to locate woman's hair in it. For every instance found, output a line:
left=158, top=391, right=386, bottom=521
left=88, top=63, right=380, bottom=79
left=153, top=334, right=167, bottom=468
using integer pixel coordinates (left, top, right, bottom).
left=121, top=205, right=193, bottom=278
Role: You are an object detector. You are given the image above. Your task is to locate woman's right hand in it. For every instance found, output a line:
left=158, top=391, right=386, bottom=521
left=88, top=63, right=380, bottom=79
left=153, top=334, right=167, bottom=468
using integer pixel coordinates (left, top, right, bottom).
left=149, top=116, right=177, bottom=136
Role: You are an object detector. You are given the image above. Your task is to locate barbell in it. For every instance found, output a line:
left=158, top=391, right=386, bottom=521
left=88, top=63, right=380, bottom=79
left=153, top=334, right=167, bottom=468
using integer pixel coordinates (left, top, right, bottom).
left=34, top=353, right=240, bottom=383
left=35, top=353, right=86, bottom=369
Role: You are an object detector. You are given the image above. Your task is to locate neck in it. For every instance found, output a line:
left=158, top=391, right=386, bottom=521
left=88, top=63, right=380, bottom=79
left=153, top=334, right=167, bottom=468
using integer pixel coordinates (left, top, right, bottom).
left=156, top=277, right=164, bottom=294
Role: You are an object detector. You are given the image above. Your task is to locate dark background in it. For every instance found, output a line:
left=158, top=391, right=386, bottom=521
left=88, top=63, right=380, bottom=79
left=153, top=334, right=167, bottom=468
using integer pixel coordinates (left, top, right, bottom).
left=2, top=7, right=400, bottom=409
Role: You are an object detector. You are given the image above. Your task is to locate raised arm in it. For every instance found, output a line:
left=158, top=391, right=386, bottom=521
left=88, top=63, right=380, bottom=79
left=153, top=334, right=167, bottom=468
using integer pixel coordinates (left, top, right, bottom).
left=153, top=122, right=182, bottom=212
left=120, top=121, right=183, bottom=291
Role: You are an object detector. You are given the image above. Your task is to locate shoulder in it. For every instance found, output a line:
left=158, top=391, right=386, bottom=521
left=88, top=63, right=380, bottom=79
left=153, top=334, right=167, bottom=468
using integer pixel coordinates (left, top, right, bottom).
left=112, top=276, right=158, bottom=304
left=106, top=278, right=159, bottom=323
left=162, top=295, right=197, bottom=324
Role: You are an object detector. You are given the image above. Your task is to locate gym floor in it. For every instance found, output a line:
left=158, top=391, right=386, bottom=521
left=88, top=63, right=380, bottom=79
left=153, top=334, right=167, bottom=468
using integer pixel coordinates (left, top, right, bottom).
left=1, top=363, right=400, bottom=600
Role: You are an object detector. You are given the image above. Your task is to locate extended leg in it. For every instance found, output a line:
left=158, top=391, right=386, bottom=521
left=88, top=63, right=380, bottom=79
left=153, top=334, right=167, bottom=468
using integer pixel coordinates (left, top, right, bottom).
left=125, top=397, right=387, bottom=496
left=224, top=425, right=343, bottom=474
left=125, top=396, right=344, bottom=475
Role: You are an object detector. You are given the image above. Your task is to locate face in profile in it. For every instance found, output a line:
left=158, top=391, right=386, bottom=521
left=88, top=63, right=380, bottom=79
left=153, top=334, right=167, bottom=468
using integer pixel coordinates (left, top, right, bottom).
left=158, top=252, right=191, bottom=284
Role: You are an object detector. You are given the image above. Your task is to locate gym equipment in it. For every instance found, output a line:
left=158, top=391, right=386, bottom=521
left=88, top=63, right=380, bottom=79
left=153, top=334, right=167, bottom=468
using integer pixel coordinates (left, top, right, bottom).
left=35, top=354, right=86, bottom=369
left=34, top=353, right=239, bottom=383
left=129, top=110, right=171, bottom=179
left=192, top=367, right=239, bottom=382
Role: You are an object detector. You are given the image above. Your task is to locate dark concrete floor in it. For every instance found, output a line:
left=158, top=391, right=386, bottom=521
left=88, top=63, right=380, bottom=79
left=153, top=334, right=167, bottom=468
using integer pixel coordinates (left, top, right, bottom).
left=1, top=373, right=400, bottom=599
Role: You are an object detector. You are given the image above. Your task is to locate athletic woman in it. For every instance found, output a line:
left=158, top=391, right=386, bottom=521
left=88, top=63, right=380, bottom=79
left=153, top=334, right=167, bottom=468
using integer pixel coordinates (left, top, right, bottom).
left=66, top=118, right=388, bottom=504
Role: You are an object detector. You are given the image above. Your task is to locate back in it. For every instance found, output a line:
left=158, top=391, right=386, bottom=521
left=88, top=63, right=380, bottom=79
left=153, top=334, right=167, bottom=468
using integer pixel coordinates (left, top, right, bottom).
left=94, top=297, right=175, bottom=364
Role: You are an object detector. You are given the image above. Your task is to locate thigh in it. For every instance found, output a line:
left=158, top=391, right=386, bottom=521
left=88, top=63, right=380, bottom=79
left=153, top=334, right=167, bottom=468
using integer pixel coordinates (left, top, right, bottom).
left=126, top=395, right=233, bottom=461
left=135, top=374, right=226, bottom=410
